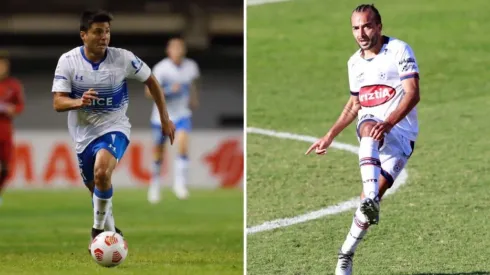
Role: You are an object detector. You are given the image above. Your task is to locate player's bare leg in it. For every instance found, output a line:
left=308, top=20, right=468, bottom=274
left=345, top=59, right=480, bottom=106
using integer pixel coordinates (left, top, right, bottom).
left=336, top=174, right=391, bottom=275
left=173, top=130, right=189, bottom=199
left=91, top=149, right=118, bottom=242
left=148, top=142, right=165, bottom=204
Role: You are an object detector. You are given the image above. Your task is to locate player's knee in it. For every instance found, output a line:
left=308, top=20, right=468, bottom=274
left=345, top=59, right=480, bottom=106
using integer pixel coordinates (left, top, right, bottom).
left=359, top=121, right=376, bottom=137
left=94, top=167, right=112, bottom=187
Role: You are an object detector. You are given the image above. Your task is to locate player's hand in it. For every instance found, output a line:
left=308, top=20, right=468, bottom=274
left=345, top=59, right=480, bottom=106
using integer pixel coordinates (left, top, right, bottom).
left=305, top=134, right=334, bottom=155
left=79, top=89, right=98, bottom=107
left=161, top=119, right=176, bottom=145
left=369, top=121, right=394, bottom=141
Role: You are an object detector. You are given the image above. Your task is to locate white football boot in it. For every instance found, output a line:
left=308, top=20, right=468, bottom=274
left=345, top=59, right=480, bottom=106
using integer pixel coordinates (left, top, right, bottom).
left=147, top=180, right=161, bottom=204
left=173, top=183, right=189, bottom=200
left=335, top=250, right=354, bottom=275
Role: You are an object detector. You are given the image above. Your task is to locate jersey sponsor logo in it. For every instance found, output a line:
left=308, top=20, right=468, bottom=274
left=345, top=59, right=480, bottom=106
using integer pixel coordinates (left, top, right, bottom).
left=359, top=85, right=396, bottom=107
left=89, top=97, right=113, bottom=106
left=399, top=57, right=418, bottom=72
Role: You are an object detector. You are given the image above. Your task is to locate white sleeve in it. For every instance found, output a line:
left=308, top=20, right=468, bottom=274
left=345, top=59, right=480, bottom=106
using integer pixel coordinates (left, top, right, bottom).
left=124, top=50, right=152, bottom=82
left=396, top=43, right=420, bottom=80
left=152, top=63, right=164, bottom=85
left=152, top=63, right=172, bottom=95
left=52, top=55, right=72, bottom=93
left=191, top=60, right=200, bottom=80
left=348, top=61, right=360, bottom=96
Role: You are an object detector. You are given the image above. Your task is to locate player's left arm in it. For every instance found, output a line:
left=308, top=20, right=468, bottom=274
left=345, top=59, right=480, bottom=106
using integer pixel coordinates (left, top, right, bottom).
left=371, top=43, right=420, bottom=140
left=124, top=50, right=173, bottom=137
left=385, top=43, right=420, bottom=126
left=189, top=61, right=201, bottom=110
left=384, top=77, right=420, bottom=127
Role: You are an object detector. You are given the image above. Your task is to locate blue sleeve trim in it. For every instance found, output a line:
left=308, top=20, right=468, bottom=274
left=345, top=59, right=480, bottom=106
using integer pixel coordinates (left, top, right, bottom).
left=400, top=73, right=420, bottom=81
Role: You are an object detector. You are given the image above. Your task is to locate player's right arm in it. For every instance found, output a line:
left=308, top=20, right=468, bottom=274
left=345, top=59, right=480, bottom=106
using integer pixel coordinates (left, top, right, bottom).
left=51, top=55, right=98, bottom=112
left=305, top=95, right=360, bottom=155
left=305, top=60, right=361, bottom=155
left=325, top=95, right=361, bottom=139
left=53, top=90, right=98, bottom=112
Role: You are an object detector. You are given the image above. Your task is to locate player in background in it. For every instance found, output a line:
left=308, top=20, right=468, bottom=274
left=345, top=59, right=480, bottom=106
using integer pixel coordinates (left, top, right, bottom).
left=146, top=38, right=200, bottom=203
left=51, top=10, right=175, bottom=251
left=305, top=4, right=420, bottom=275
left=0, top=51, right=25, bottom=205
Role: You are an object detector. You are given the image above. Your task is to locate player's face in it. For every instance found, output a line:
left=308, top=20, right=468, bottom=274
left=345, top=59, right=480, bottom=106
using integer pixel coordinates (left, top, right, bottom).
left=0, top=59, right=9, bottom=79
left=351, top=11, right=382, bottom=51
left=81, top=22, right=111, bottom=55
left=167, top=40, right=186, bottom=60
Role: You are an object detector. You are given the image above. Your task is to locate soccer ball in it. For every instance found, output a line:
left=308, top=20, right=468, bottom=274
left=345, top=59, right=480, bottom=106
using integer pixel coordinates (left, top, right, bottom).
left=89, top=231, right=128, bottom=267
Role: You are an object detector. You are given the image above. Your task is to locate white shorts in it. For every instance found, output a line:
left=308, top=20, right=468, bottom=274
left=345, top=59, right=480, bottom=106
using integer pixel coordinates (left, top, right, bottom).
left=356, top=114, right=415, bottom=187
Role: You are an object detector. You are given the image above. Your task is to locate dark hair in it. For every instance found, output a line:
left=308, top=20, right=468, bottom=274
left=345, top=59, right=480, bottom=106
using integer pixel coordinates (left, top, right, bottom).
left=80, top=10, right=113, bottom=32
left=353, top=4, right=382, bottom=24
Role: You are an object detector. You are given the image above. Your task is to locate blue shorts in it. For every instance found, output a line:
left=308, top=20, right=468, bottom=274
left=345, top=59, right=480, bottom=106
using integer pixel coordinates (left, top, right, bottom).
left=151, top=117, right=191, bottom=145
left=77, top=131, right=129, bottom=184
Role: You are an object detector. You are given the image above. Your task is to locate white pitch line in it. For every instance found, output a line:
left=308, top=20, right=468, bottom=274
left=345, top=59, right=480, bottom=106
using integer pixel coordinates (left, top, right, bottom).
left=246, top=127, right=409, bottom=235
left=247, top=0, right=290, bottom=6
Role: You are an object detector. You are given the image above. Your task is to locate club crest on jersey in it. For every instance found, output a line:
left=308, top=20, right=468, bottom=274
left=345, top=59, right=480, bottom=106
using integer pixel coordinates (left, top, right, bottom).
left=131, top=57, right=143, bottom=70
left=359, top=85, right=396, bottom=107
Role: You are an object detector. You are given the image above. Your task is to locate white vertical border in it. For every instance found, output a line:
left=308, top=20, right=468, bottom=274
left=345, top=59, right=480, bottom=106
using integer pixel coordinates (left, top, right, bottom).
left=243, top=0, right=248, bottom=274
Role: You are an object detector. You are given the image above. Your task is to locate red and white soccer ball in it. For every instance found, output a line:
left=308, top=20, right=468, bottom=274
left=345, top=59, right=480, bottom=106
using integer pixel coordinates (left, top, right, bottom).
left=90, top=231, right=128, bottom=267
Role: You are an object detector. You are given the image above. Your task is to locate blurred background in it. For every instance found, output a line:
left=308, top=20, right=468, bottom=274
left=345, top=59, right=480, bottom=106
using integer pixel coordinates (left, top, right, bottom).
left=1, top=0, right=244, bottom=190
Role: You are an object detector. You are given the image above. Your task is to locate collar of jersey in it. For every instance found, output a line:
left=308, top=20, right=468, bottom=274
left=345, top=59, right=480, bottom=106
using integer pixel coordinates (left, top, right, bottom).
left=360, top=35, right=390, bottom=62
left=80, top=46, right=108, bottom=70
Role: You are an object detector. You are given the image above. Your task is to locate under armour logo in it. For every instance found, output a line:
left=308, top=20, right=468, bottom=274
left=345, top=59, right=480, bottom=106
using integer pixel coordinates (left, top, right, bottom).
left=108, top=144, right=116, bottom=152
left=75, top=75, right=84, bottom=81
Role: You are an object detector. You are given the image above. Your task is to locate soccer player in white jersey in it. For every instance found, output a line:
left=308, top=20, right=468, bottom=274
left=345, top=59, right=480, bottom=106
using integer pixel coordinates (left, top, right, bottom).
left=305, top=4, right=421, bottom=274
left=146, top=38, right=200, bottom=203
left=51, top=10, right=176, bottom=251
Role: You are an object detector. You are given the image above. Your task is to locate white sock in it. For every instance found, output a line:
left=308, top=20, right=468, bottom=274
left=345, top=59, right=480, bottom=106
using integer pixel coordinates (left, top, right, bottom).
left=341, top=208, right=370, bottom=254
left=359, top=137, right=381, bottom=200
left=151, top=160, right=162, bottom=188
left=174, top=156, right=188, bottom=188
left=104, top=201, right=116, bottom=232
left=93, top=186, right=113, bottom=230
